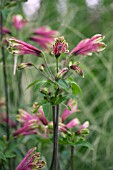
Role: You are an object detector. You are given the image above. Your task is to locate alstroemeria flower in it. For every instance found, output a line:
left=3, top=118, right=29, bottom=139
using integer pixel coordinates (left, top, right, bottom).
left=30, top=36, right=54, bottom=50
left=7, top=38, right=42, bottom=57
left=69, top=34, right=106, bottom=56
left=33, top=26, right=58, bottom=37
left=0, top=27, right=11, bottom=35
left=16, top=147, right=46, bottom=170
left=16, top=109, right=39, bottom=124
left=12, top=15, right=27, bottom=30
left=51, top=36, right=69, bottom=58
left=30, top=26, right=59, bottom=50
left=13, top=121, right=38, bottom=137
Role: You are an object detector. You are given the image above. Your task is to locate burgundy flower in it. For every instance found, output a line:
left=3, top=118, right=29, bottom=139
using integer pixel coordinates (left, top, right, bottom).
left=12, top=15, right=27, bottom=30
left=8, top=38, right=42, bottom=57
left=16, top=147, right=46, bottom=170
left=69, top=34, right=106, bottom=56
left=51, top=36, right=69, bottom=57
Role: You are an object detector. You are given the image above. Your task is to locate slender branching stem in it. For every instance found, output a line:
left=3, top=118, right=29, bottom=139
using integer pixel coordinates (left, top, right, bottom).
left=71, top=146, right=74, bottom=170
left=42, top=52, right=55, bottom=80
left=0, top=13, right=10, bottom=141
left=56, top=58, right=59, bottom=73
left=32, top=64, right=54, bottom=82
left=17, top=57, right=23, bottom=108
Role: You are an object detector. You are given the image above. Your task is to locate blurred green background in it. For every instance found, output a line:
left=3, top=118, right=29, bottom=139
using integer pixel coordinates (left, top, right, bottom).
left=0, top=0, right=113, bottom=169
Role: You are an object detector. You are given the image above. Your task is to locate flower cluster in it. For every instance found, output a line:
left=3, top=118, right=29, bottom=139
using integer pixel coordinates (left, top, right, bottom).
left=14, top=99, right=89, bottom=141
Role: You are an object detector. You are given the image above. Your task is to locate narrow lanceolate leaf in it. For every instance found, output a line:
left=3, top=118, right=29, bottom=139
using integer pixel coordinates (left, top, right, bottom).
left=42, top=103, right=51, bottom=119
left=26, top=80, right=40, bottom=89
left=34, top=81, right=47, bottom=92
left=26, top=80, right=46, bottom=90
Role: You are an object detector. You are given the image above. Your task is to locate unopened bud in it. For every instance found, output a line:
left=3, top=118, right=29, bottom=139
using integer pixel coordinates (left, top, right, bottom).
left=70, top=65, right=84, bottom=78
left=17, top=62, right=32, bottom=70
left=56, top=68, right=68, bottom=79
left=40, top=88, right=51, bottom=95
left=38, top=64, right=45, bottom=71
left=33, top=102, right=39, bottom=109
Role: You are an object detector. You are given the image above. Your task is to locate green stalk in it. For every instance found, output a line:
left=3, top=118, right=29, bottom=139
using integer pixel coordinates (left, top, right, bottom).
left=42, top=52, right=55, bottom=80
left=71, top=146, right=74, bottom=170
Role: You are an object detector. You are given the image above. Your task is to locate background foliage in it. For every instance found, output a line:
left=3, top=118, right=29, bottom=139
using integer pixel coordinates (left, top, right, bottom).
left=0, top=0, right=113, bottom=169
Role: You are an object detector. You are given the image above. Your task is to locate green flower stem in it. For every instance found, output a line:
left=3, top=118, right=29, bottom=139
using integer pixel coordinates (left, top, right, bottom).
left=56, top=58, right=59, bottom=73
left=32, top=64, right=54, bottom=83
left=0, top=13, right=10, bottom=141
left=17, top=57, right=23, bottom=108
left=42, top=52, right=55, bottom=80
left=71, top=146, right=74, bottom=170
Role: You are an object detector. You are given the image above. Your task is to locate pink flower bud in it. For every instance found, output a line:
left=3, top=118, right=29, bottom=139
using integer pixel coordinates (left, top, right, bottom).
left=70, top=65, right=84, bottom=77
left=56, top=68, right=68, bottom=79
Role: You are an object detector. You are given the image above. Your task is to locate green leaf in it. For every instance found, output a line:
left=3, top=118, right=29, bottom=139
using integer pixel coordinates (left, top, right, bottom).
left=34, top=81, right=47, bottom=92
left=0, top=151, right=6, bottom=161
left=76, top=141, right=94, bottom=150
left=61, top=103, right=71, bottom=111
left=72, top=82, right=82, bottom=95
left=57, top=79, right=69, bottom=91
left=42, top=103, right=51, bottom=119
left=5, top=153, right=16, bottom=158
left=26, top=80, right=40, bottom=89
